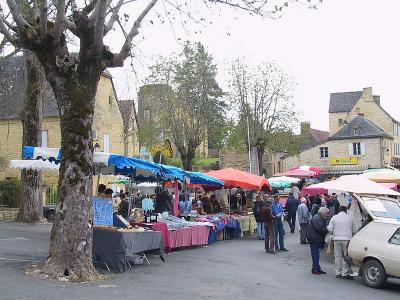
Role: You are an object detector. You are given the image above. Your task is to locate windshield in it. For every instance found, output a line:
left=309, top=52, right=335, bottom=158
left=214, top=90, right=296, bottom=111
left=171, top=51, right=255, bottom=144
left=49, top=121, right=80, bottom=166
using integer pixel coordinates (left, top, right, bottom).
left=362, top=197, right=400, bottom=219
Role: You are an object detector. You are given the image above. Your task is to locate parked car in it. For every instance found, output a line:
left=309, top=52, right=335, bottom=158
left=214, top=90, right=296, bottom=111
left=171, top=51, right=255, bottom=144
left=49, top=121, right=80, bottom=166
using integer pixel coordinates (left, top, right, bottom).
left=43, top=204, right=56, bottom=221
left=348, top=195, right=400, bottom=289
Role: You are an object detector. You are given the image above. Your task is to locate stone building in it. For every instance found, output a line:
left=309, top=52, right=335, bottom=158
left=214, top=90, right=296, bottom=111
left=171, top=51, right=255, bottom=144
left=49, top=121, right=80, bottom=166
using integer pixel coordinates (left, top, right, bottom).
left=281, top=87, right=400, bottom=174
left=0, top=56, right=130, bottom=186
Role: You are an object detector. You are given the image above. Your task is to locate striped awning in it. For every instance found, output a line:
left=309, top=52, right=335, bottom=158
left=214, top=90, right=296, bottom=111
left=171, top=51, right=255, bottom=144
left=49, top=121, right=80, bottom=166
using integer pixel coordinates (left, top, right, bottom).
left=317, top=165, right=369, bottom=175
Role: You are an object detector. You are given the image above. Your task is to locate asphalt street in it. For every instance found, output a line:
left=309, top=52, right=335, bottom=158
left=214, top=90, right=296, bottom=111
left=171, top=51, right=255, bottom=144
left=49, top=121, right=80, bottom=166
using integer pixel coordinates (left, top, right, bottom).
left=0, top=221, right=399, bottom=300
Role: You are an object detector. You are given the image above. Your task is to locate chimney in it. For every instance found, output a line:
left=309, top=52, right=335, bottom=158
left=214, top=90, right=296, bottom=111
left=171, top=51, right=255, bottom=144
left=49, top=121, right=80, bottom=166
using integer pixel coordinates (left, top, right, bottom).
left=363, top=87, right=373, bottom=100
left=301, top=122, right=311, bottom=135
left=373, top=95, right=380, bottom=105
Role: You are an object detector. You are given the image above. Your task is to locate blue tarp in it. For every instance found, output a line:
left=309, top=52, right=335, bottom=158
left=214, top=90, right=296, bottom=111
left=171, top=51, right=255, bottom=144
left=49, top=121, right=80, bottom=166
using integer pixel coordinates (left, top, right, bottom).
left=186, top=171, right=224, bottom=187
left=159, top=164, right=186, bottom=181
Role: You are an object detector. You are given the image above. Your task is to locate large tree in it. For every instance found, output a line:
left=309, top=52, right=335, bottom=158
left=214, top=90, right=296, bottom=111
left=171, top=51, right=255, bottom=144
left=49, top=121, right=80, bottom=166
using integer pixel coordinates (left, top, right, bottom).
left=0, top=0, right=319, bottom=281
left=146, top=42, right=223, bottom=170
left=229, top=59, right=299, bottom=175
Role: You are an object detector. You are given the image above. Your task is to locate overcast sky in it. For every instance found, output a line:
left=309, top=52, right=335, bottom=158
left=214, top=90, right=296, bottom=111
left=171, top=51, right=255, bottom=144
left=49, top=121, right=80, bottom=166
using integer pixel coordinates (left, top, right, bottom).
left=108, top=0, right=400, bottom=132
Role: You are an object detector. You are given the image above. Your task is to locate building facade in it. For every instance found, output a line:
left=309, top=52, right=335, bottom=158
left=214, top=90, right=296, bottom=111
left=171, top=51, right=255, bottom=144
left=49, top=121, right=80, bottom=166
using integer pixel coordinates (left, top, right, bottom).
left=282, top=87, right=400, bottom=174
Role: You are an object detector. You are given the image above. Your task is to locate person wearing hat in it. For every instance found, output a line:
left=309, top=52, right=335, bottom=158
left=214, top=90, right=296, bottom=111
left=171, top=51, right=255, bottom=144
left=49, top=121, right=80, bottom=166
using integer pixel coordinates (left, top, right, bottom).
left=261, top=196, right=276, bottom=254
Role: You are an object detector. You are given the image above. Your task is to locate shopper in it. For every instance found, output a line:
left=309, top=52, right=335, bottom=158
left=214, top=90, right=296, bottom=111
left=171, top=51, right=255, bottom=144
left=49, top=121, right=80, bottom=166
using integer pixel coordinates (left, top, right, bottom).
left=297, top=197, right=310, bottom=244
left=272, top=195, right=288, bottom=251
left=328, top=193, right=340, bottom=217
left=285, top=192, right=300, bottom=233
left=310, top=196, right=321, bottom=217
left=261, top=198, right=276, bottom=254
left=307, top=207, right=329, bottom=275
left=97, top=184, right=107, bottom=197
left=327, top=206, right=355, bottom=280
left=290, top=184, right=300, bottom=200
left=253, top=194, right=266, bottom=240
left=210, top=195, right=221, bottom=214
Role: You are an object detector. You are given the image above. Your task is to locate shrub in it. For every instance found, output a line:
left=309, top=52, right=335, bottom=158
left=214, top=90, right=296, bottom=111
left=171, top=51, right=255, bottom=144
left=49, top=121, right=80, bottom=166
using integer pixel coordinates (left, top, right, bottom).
left=0, top=179, right=21, bottom=208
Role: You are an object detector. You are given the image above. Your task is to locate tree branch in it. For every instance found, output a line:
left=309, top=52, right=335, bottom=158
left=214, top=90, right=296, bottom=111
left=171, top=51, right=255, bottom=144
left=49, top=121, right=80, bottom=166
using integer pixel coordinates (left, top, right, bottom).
left=6, top=0, right=31, bottom=29
left=104, top=0, right=124, bottom=34
left=0, top=16, right=18, bottom=44
left=111, top=0, right=158, bottom=67
left=82, top=0, right=98, bottom=15
left=92, top=0, right=108, bottom=52
left=39, top=0, right=48, bottom=38
left=53, top=0, right=66, bottom=44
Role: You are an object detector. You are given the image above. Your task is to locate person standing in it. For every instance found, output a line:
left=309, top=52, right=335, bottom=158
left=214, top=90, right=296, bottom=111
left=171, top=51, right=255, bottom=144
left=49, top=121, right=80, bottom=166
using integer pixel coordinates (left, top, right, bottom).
left=272, top=195, right=288, bottom=251
left=285, top=192, right=300, bottom=233
left=297, top=197, right=310, bottom=244
left=307, top=207, right=329, bottom=275
left=328, top=193, right=340, bottom=216
left=261, top=198, right=276, bottom=254
left=290, top=184, right=300, bottom=200
left=253, top=194, right=266, bottom=240
left=327, top=206, right=355, bottom=280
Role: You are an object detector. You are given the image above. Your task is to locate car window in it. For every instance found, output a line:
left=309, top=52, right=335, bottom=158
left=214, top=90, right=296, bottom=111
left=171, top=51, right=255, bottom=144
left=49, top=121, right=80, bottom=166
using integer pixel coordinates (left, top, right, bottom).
left=362, top=197, right=400, bottom=219
left=389, top=228, right=400, bottom=245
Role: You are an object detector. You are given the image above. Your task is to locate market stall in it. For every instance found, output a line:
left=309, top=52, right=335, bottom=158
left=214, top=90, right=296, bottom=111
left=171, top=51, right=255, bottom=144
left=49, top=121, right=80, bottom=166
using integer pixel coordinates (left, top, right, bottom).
left=274, top=165, right=321, bottom=178
left=362, top=168, right=400, bottom=184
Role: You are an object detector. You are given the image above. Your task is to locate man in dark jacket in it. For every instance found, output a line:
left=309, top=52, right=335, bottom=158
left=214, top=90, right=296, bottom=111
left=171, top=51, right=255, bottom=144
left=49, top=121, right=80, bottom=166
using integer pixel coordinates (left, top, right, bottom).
left=285, top=192, right=300, bottom=233
left=253, top=194, right=266, bottom=239
left=307, top=207, right=329, bottom=275
left=261, top=198, right=276, bottom=254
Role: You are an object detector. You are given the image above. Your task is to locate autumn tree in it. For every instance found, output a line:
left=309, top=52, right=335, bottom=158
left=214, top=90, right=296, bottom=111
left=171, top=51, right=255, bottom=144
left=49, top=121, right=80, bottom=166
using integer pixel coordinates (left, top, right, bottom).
left=229, top=59, right=299, bottom=175
left=0, top=0, right=319, bottom=281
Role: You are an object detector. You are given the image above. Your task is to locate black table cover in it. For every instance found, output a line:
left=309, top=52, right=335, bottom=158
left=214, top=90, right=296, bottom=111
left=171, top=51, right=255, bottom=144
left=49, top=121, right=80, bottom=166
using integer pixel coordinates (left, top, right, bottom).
left=93, top=227, right=165, bottom=272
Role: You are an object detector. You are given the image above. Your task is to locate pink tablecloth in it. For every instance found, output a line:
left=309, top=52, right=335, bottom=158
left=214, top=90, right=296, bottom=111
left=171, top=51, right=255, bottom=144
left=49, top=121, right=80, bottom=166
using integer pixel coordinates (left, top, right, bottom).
left=167, top=226, right=209, bottom=249
left=140, top=222, right=170, bottom=249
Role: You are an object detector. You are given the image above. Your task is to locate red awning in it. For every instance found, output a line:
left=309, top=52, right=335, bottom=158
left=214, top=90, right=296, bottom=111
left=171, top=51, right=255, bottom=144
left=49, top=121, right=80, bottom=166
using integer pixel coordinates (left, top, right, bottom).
left=205, top=168, right=271, bottom=191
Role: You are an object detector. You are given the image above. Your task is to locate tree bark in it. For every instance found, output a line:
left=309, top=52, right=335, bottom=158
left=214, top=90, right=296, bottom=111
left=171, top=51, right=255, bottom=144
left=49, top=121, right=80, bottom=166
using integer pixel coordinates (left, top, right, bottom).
left=36, top=50, right=101, bottom=281
left=257, top=147, right=264, bottom=176
left=182, top=147, right=195, bottom=171
left=17, top=51, right=45, bottom=223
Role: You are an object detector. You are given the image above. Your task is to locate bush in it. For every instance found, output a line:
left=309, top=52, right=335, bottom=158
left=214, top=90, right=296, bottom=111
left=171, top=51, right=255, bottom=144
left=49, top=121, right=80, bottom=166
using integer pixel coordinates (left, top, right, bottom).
left=0, top=179, right=21, bottom=208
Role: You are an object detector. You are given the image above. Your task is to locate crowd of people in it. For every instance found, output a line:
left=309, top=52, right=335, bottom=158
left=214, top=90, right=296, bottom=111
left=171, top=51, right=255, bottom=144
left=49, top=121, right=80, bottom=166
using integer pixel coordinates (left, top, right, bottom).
left=253, top=184, right=357, bottom=280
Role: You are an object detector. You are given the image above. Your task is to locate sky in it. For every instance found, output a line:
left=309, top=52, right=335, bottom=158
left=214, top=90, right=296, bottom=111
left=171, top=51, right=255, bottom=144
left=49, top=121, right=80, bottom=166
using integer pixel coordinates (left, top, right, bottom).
left=106, top=0, right=400, bottom=132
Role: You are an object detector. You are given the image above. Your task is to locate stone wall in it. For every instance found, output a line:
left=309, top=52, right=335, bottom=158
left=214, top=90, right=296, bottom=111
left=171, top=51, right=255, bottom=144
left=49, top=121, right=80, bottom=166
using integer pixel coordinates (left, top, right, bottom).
left=0, top=209, right=18, bottom=221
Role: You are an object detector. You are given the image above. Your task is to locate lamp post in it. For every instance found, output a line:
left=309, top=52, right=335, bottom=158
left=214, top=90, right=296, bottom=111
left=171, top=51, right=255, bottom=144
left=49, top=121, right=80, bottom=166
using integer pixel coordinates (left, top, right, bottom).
left=94, top=143, right=101, bottom=152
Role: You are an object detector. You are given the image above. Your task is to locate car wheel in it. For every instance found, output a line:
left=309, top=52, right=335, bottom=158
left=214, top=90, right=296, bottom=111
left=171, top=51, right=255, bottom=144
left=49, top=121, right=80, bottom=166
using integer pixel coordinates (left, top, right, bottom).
left=47, top=211, right=55, bottom=222
left=362, top=259, right=387, bottom=289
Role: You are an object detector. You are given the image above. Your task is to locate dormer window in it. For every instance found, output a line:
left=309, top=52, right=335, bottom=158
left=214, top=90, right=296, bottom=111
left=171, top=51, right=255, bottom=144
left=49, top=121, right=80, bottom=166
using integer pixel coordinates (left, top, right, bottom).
left=338, top=119, right=343, bottom=126
left=353, top=126, right=361, bottom=135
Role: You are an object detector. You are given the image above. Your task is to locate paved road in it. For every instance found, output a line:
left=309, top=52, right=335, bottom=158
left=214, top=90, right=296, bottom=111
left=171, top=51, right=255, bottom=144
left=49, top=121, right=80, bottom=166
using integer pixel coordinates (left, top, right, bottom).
left=0, top=221, right=399, bottom=300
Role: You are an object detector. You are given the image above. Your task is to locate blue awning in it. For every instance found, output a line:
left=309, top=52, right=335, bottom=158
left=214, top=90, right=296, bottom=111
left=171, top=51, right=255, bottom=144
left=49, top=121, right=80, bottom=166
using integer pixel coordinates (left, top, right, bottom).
left=186, top=171, right=224, bottom=187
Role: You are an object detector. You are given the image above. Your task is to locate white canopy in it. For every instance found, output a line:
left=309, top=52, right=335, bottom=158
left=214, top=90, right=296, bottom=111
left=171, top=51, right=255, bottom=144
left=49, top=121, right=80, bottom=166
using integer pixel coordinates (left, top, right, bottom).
left=268, top=176, right=300, bottom=183
left=10, top=159, right=60, bottom=171
left=362, top=170, right=400, bottom=184
left=307, top=175, right=400, bottom=196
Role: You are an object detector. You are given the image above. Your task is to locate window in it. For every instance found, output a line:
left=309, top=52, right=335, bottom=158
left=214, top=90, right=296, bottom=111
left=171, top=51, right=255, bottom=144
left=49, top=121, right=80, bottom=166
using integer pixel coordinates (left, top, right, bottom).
left=389, top=228, right=400, bottom=245
left=353, top=126, right=361, bottom=135
left=350, top=143, right=364, bottom=155
left=144, top=109, right=151, bottom=121
left=395, top=143, right=400, bottom=156
left=320, top=147, right=328, bottom=158
left=362, top=197, right=400, bottom=220
left=394, top=123, right=400, bottom=136
left=338, top=119, right=343, bottom=126
left=41, top=131, right=48, bottom=148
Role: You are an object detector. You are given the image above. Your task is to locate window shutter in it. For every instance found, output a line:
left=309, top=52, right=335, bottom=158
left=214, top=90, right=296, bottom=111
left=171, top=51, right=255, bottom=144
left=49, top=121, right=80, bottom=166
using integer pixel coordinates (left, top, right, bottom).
left=348, top=143, right=353, bottom=156
left=360, top=142, right=366, bottom=155
left=41, top=131, right=48, bottom=148
left=103, top=135, right=110, bottom=153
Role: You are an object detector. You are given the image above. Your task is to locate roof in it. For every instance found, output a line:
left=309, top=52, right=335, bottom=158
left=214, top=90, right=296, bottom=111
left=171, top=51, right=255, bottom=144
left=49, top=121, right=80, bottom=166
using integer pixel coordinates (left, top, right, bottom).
left=0, top=55, right=113, bottom=120
left=329, top=91, right=363, bottom=113
left=298, top=128, right=329, bottom=152
left=330, top=115, right=393, bottom=140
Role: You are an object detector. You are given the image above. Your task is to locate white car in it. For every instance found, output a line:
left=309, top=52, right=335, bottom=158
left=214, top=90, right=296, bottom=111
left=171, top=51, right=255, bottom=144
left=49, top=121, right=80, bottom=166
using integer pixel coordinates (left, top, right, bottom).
left=348, top=195, right=400, bottom=288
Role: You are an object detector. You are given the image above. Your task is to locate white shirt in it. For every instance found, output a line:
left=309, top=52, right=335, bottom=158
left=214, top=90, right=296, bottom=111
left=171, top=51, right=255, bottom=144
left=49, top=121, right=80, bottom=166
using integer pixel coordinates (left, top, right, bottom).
left=327, top=211, right=354, bottom=241
left=290, top=186, right=300, bottom=199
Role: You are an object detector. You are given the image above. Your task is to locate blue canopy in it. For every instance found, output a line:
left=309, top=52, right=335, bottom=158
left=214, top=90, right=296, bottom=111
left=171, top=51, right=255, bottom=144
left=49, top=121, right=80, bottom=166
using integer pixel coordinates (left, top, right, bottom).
left=185, top=171, right=224, bottom=187
left=159, top=164, right=186, bottom=181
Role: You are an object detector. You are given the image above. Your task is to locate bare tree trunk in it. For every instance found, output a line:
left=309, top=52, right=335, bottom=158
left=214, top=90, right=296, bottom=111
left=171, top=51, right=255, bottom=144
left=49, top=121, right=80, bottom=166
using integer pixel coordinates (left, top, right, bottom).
left=182, top=147, right=195, bottom=171
left=17, top=51, right=44, bottom=223
left=257, top=147, right=264, bottom=176
left=39, top=59, right=100, bottom=281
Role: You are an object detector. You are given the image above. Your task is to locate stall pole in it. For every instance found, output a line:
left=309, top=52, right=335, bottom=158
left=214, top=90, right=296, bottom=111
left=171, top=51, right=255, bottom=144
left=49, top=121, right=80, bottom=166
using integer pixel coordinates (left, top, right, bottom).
left=95, top=166, right=101, bottom=196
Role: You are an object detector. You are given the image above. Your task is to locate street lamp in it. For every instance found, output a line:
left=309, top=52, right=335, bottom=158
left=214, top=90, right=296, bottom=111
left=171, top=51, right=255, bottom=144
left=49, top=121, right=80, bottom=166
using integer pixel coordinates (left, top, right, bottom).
left=94, top=143, right=101, bottom=152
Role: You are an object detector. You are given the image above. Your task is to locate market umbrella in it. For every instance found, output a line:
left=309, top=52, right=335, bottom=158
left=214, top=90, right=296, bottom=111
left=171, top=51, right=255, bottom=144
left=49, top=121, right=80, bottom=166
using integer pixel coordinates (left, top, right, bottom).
left=205, top=168, right=271, bottom=191
left=274, top=168, right=316, bottom=178
left=268, top=176, right=300, bottom=183
left=362, top=169, right=400, bottom=184
left=306, top=175, right=400, bottom=196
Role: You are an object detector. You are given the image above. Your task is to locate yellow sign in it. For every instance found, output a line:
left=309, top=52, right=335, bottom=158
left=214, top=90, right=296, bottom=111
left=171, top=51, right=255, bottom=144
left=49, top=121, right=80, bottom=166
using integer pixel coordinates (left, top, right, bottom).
left=330, top=157, right=358, bottom=165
